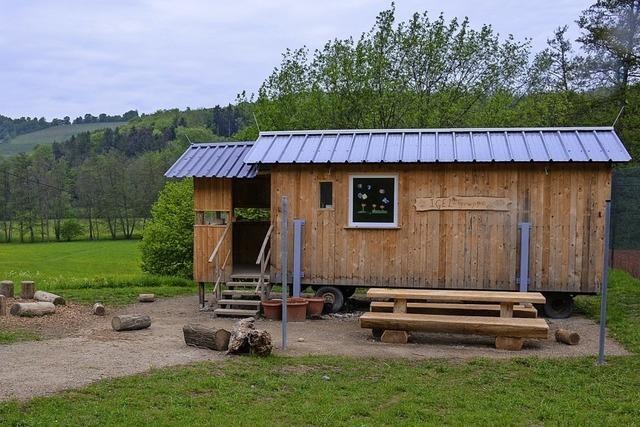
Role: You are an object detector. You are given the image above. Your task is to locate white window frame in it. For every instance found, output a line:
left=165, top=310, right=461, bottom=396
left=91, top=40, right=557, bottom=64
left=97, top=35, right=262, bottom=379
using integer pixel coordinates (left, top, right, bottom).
left=348, top=174, right=399, bottom=228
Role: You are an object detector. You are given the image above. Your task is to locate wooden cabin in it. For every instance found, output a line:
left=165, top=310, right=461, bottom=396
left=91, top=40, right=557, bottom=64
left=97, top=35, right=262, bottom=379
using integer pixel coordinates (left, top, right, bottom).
left=165, top=127, right=631, bottom=318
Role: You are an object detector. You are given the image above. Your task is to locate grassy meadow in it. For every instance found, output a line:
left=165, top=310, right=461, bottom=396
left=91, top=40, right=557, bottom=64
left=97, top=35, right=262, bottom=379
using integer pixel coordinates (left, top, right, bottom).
left=0, top=240, right=194, bottom=305
left=0, top=122, right=125, bottom=156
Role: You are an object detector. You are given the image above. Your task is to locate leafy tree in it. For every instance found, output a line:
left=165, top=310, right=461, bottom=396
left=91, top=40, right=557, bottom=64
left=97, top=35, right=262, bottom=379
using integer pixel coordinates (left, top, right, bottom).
left=140, top=180, right=194, bottom=278
left=530, top=26, right=581, bottom=92
left=60, top=219, right=84, bottom=241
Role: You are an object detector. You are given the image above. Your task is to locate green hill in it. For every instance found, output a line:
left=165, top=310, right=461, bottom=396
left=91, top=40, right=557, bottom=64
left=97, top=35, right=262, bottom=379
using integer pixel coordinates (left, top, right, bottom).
left=0, top=122, right=125, bottom=156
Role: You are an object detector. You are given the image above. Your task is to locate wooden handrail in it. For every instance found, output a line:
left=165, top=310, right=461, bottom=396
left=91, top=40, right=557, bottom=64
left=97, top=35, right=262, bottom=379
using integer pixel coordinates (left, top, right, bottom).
left=255, top=224, right=274, bottom=265
left=208, top=222, right=231, bottom=263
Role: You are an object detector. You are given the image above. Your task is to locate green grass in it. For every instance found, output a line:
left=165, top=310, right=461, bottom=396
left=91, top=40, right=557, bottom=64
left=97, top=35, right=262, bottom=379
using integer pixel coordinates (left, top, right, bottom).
left=0, top=122, right=125, bottom=156
left=0, top=355, right=638, bottom=426
left=0, top=330, right=40, bottom=345
left=0, top=240, right=194, bottom=305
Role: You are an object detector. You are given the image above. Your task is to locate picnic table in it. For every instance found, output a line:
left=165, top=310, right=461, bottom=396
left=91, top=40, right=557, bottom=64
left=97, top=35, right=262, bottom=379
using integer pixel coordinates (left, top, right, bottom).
left=360, top=288, right=549, bottom=351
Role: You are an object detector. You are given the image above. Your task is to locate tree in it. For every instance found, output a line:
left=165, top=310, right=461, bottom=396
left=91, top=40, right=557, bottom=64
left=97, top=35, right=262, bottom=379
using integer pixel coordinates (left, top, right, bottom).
left=140, top=180, right=194, bottom=278
left=530, top=26, right=580, bottom=92
left=60, top=219, right=84, bottom=241
left=577, top=0, right=640, bottom=104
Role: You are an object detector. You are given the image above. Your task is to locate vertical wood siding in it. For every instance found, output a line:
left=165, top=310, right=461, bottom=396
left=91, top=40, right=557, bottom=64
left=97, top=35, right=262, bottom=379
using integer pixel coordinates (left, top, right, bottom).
left=270, top=164, right=611, bottom=293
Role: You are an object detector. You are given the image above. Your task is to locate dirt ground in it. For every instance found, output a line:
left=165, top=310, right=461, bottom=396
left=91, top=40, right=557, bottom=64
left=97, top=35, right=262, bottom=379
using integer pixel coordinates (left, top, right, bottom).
left=0, top=294, right=629, bottom=401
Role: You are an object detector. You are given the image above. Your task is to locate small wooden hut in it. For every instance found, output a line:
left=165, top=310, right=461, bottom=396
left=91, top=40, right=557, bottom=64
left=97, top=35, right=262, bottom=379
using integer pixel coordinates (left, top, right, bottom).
left=166, top=127, right=631, bottom=317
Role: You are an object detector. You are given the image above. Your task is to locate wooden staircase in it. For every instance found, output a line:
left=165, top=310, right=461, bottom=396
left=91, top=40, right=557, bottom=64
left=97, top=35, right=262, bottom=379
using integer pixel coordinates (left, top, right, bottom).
left=214, top=272, right=266, bottom=317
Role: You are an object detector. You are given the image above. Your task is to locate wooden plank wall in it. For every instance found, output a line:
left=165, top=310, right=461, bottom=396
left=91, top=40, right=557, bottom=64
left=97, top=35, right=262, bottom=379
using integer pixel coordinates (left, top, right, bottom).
left=194, top=178, right=232, bottom=211
left=193, top=225, right=232, bottom=282
left=270, top=164, right=611, bottom=293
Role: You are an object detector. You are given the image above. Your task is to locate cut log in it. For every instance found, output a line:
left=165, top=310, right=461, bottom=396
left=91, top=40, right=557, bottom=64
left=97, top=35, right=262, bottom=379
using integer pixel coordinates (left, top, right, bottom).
left=381, top=330, right=409, bottom=344
left=138, top=294, right=155, bottom=303
left=183, top=324, right=230, bottom=351
left=20, top=281, right=35, bottom=299
left=92, top=303, right=106, bottom=316
left=0, top=295, right=6, bottom=316
left=227, top=317, right=272, bottom=356
left=111, top=314, right=151, bottom=331
left=10, top=302, right=55, bottom=317
left=495, top=336, right=525, bottom=351
left=34, top=290, right=65, bottom=306
left=0, top=280, right=14, bottom=298
left=555, top=329, right=580, bottom=345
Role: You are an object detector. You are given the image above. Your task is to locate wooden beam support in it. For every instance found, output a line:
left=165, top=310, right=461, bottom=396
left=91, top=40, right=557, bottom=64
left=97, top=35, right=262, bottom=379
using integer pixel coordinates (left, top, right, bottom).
left=381, top=330, right=409, bottom=344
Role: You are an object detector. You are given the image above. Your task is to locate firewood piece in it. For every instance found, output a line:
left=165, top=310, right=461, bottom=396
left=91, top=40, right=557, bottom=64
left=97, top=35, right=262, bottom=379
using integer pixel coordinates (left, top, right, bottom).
left=381, top=330, right=409, bottom=344
left=0, top=295, right=6, bottom=316
left=93, top=303, right=106, bottom=316
left=555, top=328, right=580, bottom=345
left=111, top=314, right=151, bottom=331
left=495, top=336, right=525, bottom=351
left=226, top=317, right=273, bottom=356
left=183, top=324, right=230, bottom=351
left=10, top=302, right=55, bottom=317
left=0, top=280, right=14, bottom=298
left=138, top=294, right=155, bottom=303
left=20, top=281, right=35, bottom=299
left=34, top=290, right=65, bottom=306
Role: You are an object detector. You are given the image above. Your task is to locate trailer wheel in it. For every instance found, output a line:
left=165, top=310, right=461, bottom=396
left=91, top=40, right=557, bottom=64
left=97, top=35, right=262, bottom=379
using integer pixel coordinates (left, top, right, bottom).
left=315, top=286, right=344, bottom=313
left=543, top=293, right=574, bottom=319
left=341, top=287, right=356, bottom=298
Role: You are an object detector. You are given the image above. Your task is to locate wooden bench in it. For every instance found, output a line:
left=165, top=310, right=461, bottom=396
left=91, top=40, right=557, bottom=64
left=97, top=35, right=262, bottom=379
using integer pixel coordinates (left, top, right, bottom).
left=362, top=288, right=548, bottom=350
left=370, top=301, right=538, bottom=318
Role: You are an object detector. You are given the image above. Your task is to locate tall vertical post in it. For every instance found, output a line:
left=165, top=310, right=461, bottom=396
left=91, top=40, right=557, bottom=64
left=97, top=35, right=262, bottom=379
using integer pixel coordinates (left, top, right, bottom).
left=598, top=200, right=612, bottom=366
left=518, top=223, right=531, bottom=292
left=292, top=219, right=305, bottom=297
left=280, top=196, right=289, bottom=350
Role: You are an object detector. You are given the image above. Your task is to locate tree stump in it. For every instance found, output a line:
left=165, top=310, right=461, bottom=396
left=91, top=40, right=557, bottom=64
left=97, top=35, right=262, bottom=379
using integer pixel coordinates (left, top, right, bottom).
left=20, top=281, right=35, bottom=299
left=0, top=295, right=6, bottom=316
left=111, top=314, right=151, bottom=331
left=34, top=291, right=65, bottom=306
left=92, top=303, right=106, bottom=316
left=227, top=317, right=273, bottom=356
left=381, top=330, right=409, bottom=344
left=138, top=294, right=155, bottom=303
left=10, top=302, right=56, bottom=317
left=0, top=280, right=14, bottom=298
left=183, top=324, right=230, bottom=351
left=555, top=329, right=580, bottom=345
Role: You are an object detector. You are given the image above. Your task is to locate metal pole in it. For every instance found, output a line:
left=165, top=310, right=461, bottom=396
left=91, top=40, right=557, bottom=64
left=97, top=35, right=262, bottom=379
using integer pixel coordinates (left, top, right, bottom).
left=280, top=196, right=288, bottom=350
left=597, top=200, right=612, bottom=366
left=518, top=222, right=531, bottom=292
left=292, top=219, right=305, bottom=297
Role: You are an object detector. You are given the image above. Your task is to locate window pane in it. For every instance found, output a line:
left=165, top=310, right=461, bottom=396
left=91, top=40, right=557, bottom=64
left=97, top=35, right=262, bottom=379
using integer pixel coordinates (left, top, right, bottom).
left=352, top=177, right=395, bottom=224
left=320, top=182, right=333, bottom=208
left=197, top=211, right=228, bottom=225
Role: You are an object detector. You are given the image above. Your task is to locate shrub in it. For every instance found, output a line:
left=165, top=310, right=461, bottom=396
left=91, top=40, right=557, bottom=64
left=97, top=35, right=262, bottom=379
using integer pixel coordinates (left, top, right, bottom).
left=141, top=179, right=194, bottom=277
left=60, top=219, right=84, bottom=241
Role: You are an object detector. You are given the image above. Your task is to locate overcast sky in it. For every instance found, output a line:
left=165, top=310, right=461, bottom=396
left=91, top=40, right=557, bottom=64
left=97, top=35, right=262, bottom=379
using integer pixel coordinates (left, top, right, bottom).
left=0, top=0, right=592, bottom=119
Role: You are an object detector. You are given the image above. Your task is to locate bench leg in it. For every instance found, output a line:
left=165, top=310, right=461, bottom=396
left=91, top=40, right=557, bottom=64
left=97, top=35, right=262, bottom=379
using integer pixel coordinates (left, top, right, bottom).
left=495, top=336, right=524, bottom=351
left=381, top=330, right=409, bottom=344
left=372, top=328, right=383, bottom=340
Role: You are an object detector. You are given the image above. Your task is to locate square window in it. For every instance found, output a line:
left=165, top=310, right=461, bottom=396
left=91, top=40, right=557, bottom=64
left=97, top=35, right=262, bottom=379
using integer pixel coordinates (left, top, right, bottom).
left=320, top=182, right=333, bottom=209
left=349, top=175, right=398, bottom=228
left=196, top=211, right=228, bottom=225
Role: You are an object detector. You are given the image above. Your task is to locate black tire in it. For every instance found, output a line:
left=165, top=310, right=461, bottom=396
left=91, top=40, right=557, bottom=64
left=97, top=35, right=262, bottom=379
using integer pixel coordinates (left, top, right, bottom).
left=341, top=287, right=357, bottom=298
left=543, top=293, right=574, bottom=319
left=315, top=286, right=345, bottom=313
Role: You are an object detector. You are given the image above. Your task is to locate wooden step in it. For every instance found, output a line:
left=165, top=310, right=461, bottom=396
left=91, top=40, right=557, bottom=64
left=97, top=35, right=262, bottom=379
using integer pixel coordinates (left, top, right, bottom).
left=226, top=281, right=263, bottom=288
left=370, top=302, right=538, bottom=318
left=214, top=308, right=260, bottom=317
left=230, top=273, right=263, bottom=280
left=221, top=290, right=261, bottom=297
left=217, top=299, right=261, bottom=307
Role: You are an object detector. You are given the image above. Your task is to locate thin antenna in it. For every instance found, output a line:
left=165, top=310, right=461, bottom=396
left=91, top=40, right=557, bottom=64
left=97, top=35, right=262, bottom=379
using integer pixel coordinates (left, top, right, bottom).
left=185, top=134, right=193, bottom=144
left=252, top=112, right=261, bottom=133
left=612, top=106, right=625, bottom=127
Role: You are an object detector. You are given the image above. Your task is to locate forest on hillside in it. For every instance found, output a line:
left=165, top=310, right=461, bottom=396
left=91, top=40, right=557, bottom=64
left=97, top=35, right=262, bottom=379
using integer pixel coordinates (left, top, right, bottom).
left=0, top=0, right=638, bottom=243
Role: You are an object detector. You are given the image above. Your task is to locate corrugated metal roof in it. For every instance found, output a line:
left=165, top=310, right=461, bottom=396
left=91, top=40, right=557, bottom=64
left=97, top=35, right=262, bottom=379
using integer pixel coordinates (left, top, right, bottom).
left=244, top=127, right=631, bottom=164
left=165, top=142, right=257, bottom=178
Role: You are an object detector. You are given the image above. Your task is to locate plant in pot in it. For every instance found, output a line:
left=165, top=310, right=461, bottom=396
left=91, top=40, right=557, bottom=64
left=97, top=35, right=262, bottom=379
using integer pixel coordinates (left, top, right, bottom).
left=262, top=299, right=282, bottom=320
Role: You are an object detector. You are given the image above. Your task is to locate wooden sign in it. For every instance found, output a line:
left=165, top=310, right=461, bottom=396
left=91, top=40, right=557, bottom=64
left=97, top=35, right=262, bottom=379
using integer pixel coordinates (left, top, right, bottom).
left=415, top=196, right=511, bottom=211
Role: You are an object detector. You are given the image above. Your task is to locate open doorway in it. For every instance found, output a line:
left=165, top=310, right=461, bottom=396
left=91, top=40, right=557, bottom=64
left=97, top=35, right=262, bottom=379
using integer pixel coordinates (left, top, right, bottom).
left=232, top=175, right=271, bottom=273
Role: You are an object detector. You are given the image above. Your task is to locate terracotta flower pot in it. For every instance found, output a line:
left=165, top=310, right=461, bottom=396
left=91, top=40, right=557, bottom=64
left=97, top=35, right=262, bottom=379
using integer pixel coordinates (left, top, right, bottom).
left=305, top=297, right=325, bottom=317
left=286, top=297, right=308, bottom=322
left=261, top=299, right=282, bottom=320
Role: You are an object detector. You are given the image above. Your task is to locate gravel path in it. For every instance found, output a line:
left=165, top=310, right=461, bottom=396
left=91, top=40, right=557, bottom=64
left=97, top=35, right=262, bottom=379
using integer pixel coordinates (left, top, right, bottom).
left=0, top=295, right=629, bottom=401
